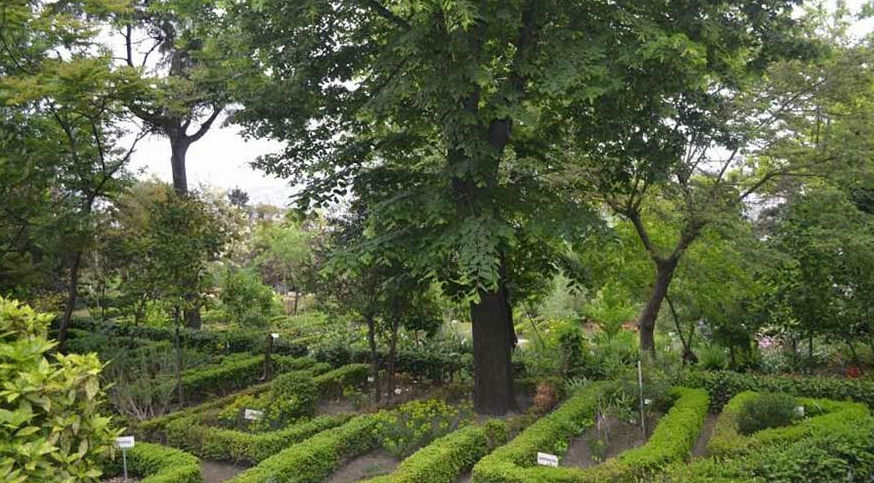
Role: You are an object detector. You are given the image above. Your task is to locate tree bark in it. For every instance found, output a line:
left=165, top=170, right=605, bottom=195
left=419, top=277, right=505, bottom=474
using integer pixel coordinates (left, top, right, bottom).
left=366, top=314, right=380, bottom=404
left=387, top=318, right=399, bottom=404
left=56, top=250, right=84, bottom=352
left=170, top=136, right=190, bottom=195
left=471, top=280, right=517, bottom=415
left=174, top=313, right=185, bottom=405
left=638, top=256, right=680, bottom=357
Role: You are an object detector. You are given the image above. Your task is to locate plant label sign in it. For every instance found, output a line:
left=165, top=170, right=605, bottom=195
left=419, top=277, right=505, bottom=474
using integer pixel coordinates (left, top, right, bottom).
left=244, top=408, right=264, bottom=421
left=115, top=436, right=135, bottom=449
left=270, top=332, right=279, bottom=339
left=537, top=452, right=559, bottom=467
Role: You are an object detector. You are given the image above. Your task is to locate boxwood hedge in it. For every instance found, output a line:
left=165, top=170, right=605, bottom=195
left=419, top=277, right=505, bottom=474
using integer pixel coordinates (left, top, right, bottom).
left=473, top=385, right=708, bottom=483
left=105, top=442, right=201, bottom=483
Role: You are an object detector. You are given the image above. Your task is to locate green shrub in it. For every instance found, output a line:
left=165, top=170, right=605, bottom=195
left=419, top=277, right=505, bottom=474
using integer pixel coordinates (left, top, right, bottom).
left=106, top=442, right=201, bottom=483
left=670, top=391, right=874, bottom=483
left=472, top=385, right=709, bottom=483
left=217, top=265, right=280, bottom=328
left=363, top=420, right=508, bottom=483
left=0, top=296, right=119, bottom=483
left=677, top=369, right=874, bottom=410
left=736, top=392, right=796, bottom=435
left=370, top=398, right=474, bottom=458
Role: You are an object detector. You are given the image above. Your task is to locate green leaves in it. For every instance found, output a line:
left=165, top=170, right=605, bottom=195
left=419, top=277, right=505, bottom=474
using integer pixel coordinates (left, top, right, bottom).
left=0, top=296, right=119, bottom=483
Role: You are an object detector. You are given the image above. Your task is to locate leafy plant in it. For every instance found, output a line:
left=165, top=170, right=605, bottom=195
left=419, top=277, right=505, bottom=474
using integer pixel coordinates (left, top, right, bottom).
left=736, top=392, right=797, bottom=435
left=0, top=296, right=119, bottom=483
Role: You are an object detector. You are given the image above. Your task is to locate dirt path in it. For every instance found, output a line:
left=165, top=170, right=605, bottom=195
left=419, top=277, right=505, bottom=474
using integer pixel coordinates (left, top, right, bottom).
left=202, top=460, right=247, bottom=483
left=691, top=414, right=719, bottom=458
left=562, top=415, right=655, bottom=468
left=326, top=449, right=399, bottom=483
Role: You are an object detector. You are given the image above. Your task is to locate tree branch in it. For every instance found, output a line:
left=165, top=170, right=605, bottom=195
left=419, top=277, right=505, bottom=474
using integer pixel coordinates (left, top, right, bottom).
left=186, top=106, right=222, bottom=143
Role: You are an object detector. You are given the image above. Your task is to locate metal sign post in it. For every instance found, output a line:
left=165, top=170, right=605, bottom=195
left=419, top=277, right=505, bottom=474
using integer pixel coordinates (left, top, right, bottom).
left=115, top=436, right=135, bottom=482
left=637, top=360, right=645, bottom=438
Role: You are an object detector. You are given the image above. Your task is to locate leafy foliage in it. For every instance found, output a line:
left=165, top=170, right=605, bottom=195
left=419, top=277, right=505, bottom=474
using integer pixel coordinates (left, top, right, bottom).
left=0, top=296, right=118, bottom=483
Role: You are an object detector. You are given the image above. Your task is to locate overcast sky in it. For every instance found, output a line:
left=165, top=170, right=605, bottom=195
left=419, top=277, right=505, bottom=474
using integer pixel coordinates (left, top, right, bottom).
left=127, top=1, right=873, bottom=206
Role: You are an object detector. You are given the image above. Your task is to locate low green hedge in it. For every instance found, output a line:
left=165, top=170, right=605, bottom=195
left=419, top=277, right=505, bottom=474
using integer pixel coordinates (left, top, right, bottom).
left=472, top=385, right=709, bottom=483
left=160, top=363, right=366, bottom=463
left=226, top=414, right=380, bottom=483
left=678, top=370, right=874, bottom=410
left=362, top=420, right=508, bottom=483
left=669, top=391, right=874, bottom=483
left=472, top=381, right=614, bottom=483
left=105, top=442, right=201, bottom=483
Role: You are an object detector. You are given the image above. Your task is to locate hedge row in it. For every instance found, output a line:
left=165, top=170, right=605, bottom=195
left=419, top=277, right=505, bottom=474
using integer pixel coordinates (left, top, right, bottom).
left=226, top=414, right=380, bottom=483
left=137, top=357, right=324, bottom=440
left=472, top=381, right=614, bottom=483
left=105, top=442, right=201, bottom=483
left=62, top=316, right=308, bottom=356
left=678, top=369, right=874, bottom=410
left=671, top=391, right=874, bottom=483
left=362, top=420, right=508, bottom=483
left=162, top=364, right=368, bottom=463
left=179, top=354, right=321, bottom=401
left=472, top=385, right=709, bottom=483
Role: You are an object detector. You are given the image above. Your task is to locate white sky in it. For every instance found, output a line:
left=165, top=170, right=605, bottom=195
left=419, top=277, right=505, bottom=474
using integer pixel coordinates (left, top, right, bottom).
left=127, top=0, right=873, bottom=206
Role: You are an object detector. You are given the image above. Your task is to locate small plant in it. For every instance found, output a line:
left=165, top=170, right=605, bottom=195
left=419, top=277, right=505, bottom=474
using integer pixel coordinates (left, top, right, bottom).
left=533, top=382, right=558, bottom=414
left=370, top=399, right=472, bottom=458
left=737, top=392, right=797, bottom=435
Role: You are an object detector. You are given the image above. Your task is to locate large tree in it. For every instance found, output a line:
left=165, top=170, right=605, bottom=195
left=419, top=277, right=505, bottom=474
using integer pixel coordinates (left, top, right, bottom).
left=230, top=0, right=806, bottom=413
left=559, top=7, right=869, bottom=355
left=0, top=0, right=143, bottom=348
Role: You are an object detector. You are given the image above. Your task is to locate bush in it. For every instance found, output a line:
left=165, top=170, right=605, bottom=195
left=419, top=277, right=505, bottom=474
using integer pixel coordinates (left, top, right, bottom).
left=671, top=391, right=874, bottom=483
left=0, top=296, right=119, bottom=483
left=472, top=385, right=709, bottom=483
left=370, top=399, right=473, bottom=458
left=736, top=392, right=796, bottom=435
left=363, top=420, right=508, bottom=483
left=217, top=266, right=280, bottom=328
left=677, top=369, right=874, bottom=410
left=105, top=442, right=201, bottom=483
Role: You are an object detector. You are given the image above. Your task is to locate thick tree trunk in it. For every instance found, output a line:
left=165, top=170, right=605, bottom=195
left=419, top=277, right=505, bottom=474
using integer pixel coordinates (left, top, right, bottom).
left=366, top=314, right=380, bottom=404
left=57, top=250, right=83, bottom=352
left=471, top=281, right=517, bottom=415
left=170, top=137, right=190, bottom=195
left=638, top=257, right=680, bottom=357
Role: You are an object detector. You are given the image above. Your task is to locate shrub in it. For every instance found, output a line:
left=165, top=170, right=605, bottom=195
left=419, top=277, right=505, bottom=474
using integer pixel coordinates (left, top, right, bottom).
left=363, top=420, right=508, bottom=483
left=678, top=369, right=874, bottom=410
left=0, top=296, right=119, bottom=483
left=736, top=392, right=796, bottom=435
left=370, top=399, right=473, bottom=458
left=105, top=442, right=201, bottom=483
left=671, top=391, right=874, bottom=483
left=217, top=266, right=280, bottom=328
left=472, top=385, right=709, bottom=483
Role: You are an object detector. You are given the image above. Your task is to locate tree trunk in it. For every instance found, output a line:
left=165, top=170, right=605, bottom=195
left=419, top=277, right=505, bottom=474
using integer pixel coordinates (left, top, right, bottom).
left=387, top=318, right=399, bottom=404
left=174, top=313, right=185, bottom=406
left=366, top=314, right=380, bottom=404
left=638, top=257, right=680, bottom=357
left=57, top=250, right=83, bottom=352
left=170, top=136, right=190, bottom=195
left=471, top=281, right=517, bottom=415
left=262, top=333, right=274, bottom=380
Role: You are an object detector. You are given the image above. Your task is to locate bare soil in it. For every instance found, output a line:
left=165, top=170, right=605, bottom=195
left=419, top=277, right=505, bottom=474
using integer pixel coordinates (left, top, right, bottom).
left=326, top=449, right=399, bottom=483
left=561, top=414, right=658, bottom=468
left=691, top=414, right=719, bottom=458
left=202, top=460, right=248, bottom=483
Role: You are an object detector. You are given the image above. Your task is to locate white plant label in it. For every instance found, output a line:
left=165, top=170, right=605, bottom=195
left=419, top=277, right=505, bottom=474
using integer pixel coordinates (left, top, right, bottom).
left=270, top=333, right=280, bottom=339
left=537, top=452, right=559, bottom=467
left=115, top=436, right=135, bottom=449
left=644, top=398, right=653, bottom=405
left=794, top=406, right=805, bottom=417
left=244, top=409, right=264, bottom=421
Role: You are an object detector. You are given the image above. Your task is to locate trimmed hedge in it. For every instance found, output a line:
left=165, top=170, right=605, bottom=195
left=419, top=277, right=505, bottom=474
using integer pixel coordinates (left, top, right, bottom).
left=61, top=316, right=308, bottom=356
left=678, top=369, right=874, bottom=410
left=179, top=354, right=321, bottom=401
left=472, top=385, right=709, bottom=483
left=105, top=442, right=201, bottom=483
left=226, top=414, right=380, bottom=483
left=669, top=391, right=874, bottom=483
left=362, top=420, right=508, bottom=483
left=472, top=381, right=614, bottom=483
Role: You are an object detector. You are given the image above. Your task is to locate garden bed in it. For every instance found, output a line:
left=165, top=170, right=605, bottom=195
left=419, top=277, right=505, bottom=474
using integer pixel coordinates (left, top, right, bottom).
left=561, top=413, right=660, bottom=468
left=325, top=449, right=399, bottom=483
